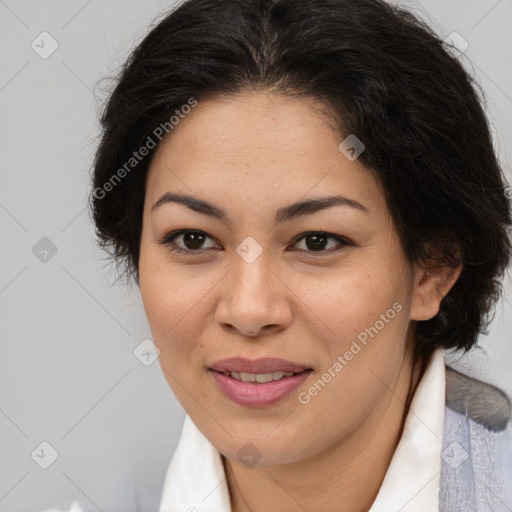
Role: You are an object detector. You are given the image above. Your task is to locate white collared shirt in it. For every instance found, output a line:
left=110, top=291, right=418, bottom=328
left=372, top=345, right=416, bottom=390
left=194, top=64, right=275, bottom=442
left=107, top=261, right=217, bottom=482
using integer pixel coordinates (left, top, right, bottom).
left=159, top=349, right=446, bottom=512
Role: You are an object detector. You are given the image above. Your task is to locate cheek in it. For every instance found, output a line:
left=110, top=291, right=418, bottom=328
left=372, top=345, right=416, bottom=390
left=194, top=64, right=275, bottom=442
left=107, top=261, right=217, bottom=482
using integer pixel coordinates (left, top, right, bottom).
left=139, top=244, right=188, bottom=345
left=138, top=249, right=212, bottom=407
left=305, top=270, right=409, bottom=383
left=138, top=243, right=220, bottom=366
left=294, top=263, right=408, bottom=349
left=292, top=266, right=411, bottom=415
left=291, top=274, right=408, bottom=446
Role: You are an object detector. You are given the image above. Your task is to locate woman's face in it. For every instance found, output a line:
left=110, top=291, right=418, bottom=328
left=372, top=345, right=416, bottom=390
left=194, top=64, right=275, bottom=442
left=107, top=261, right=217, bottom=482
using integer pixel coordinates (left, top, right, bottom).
left=138, top=91, right=433, bottom=466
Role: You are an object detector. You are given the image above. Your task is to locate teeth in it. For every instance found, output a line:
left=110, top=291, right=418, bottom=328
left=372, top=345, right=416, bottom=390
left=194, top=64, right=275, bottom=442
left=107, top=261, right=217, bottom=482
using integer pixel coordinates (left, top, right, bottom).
left=255, top=373, right=273, bottom=383
left=225, top=370, right=299, bottom=382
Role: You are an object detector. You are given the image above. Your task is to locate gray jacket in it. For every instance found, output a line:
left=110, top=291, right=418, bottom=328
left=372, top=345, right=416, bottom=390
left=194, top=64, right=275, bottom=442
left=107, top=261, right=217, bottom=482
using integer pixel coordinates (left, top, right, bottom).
left=440, top=366, right=512, bottom=511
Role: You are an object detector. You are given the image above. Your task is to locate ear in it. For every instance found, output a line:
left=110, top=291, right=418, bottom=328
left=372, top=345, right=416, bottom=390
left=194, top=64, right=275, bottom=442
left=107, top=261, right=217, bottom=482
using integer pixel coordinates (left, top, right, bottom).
left=410, top=259, right=463, bottom=321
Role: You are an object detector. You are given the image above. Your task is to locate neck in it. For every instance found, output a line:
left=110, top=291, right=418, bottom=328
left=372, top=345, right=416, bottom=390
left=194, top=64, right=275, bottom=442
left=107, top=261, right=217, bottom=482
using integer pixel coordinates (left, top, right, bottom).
left=223, top=342, right=426, bottom=512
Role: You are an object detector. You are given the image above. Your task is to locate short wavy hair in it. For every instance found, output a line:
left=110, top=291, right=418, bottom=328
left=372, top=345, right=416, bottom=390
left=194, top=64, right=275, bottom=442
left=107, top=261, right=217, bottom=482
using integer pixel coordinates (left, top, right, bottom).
left=89, top=0, right=512, bottom=361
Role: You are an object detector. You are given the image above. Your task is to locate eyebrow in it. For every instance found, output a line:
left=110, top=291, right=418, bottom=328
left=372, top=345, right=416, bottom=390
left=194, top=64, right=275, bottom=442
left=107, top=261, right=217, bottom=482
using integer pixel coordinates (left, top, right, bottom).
left=151, top=192, right=369, bottom=223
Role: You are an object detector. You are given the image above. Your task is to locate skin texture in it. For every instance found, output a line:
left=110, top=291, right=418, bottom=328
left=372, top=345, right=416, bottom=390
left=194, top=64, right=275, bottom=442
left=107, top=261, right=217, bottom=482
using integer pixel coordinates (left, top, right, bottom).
left=138, top=91, right=462, bottom=512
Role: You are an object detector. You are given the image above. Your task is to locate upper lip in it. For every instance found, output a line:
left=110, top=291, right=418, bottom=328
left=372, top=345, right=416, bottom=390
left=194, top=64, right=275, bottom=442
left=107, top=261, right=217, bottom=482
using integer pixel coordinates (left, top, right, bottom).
left=209, top=357, right=312, bottom=374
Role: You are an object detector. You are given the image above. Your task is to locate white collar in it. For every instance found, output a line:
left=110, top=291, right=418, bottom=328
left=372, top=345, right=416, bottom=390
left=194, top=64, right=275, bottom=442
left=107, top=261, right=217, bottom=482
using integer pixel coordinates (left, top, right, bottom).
left=159, top=349, right=446, bottom=512
left=368, top=349, right=445, bottom=511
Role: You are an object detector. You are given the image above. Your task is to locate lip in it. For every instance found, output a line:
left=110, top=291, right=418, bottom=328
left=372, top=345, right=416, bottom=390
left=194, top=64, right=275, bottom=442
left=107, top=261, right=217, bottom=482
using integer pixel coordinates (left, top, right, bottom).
left=208, top=357, right=313, bottom=407
left=209, top=369, right=312, bottom=407
left=209, top=357, right=311, bottom=374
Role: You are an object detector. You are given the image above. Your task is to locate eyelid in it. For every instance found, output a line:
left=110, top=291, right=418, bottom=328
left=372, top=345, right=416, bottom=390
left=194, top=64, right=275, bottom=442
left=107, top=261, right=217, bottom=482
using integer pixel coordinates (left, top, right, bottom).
left=158, top=229, right=220, bottom=254
left=159, top=229, right=353, bottom=255
left=291, top=230, right=353, bottom=247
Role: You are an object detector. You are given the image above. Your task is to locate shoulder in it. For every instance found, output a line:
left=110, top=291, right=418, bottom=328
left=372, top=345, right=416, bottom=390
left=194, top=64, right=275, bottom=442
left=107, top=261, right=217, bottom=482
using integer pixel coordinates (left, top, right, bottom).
left=440, top=365, right=512, bottom=512
left=445, top=365, right=511, bottom=432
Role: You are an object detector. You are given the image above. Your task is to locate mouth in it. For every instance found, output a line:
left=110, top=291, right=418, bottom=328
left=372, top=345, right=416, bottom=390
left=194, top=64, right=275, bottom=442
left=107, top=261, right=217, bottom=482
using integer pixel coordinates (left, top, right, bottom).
left=208, top=356, right=312, bottom=375
left=208, top=358, right=313, bottom=407
left=211, top=368, right=312, bottom=383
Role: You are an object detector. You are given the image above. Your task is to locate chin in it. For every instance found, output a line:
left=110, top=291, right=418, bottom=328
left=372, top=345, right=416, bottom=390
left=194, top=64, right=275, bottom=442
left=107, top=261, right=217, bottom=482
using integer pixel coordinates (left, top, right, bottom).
left=219, top=430, right=313, bottom=467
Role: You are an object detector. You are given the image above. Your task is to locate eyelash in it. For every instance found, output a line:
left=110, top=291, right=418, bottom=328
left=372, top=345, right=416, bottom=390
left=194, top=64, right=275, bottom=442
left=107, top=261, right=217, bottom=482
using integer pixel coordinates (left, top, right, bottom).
left=158, top=229, right=353, bottom=256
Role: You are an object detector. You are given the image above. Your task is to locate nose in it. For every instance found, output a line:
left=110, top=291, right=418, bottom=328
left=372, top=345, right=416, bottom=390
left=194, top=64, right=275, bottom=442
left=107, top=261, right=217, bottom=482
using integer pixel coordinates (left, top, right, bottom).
left=215, top=252, right=293, bottom=338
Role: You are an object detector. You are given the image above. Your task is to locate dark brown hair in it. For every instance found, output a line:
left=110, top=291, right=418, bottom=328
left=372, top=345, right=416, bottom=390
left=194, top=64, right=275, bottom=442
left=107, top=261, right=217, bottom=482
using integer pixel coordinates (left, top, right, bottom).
left=89, top=0, right=512, bottom=361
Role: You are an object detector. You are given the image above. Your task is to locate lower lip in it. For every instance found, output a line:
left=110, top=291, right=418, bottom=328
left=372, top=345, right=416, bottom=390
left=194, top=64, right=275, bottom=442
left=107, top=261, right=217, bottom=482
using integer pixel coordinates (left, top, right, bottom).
left=209, top=370, right=312, bottom=407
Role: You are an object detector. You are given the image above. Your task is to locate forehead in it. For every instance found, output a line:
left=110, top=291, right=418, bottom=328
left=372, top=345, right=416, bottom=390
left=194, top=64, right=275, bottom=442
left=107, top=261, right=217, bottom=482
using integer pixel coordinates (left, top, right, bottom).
left=145, top=91, right=386, bottom=217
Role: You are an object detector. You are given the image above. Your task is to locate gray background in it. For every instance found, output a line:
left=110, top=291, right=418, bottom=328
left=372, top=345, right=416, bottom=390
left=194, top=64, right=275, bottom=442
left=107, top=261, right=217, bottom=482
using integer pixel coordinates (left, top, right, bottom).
left=1, top=1, right=511, bottom=511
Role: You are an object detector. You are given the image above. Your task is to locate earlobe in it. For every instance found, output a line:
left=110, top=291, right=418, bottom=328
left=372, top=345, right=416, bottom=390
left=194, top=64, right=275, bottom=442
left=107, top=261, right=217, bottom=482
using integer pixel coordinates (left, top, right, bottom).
left=410, top=262, right=463, bottom=321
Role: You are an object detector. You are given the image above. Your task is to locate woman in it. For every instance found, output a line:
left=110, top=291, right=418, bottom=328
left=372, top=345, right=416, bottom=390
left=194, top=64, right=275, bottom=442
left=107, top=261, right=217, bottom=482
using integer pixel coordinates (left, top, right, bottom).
left=61, top=0, right=512, bottom=510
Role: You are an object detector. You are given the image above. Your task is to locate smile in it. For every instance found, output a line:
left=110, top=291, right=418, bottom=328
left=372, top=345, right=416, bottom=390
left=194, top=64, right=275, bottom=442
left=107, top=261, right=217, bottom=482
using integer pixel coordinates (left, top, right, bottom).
left=220, top=370, right=301, bottom=382
left=209, top=368, right=312, bottom=407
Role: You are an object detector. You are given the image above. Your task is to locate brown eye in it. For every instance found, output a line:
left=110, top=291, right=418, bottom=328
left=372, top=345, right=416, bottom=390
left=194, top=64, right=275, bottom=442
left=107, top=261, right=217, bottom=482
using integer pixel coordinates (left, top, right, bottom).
left=160, top=230, right=218, bottom=254
left=159, top=229, right=352, bottom=256
left=292, top=232, right=352, bottom=254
